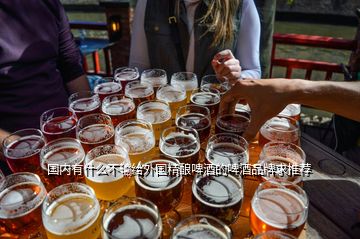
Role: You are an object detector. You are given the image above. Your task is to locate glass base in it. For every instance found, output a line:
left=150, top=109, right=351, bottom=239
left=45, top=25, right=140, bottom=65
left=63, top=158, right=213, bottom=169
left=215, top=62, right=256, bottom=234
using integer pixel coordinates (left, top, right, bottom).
left=161, top=210, right=181, bottom=239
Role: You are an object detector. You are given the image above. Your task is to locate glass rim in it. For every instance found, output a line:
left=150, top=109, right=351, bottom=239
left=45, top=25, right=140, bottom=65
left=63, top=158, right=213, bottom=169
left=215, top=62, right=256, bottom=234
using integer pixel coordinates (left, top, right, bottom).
left=102, top=196, right=162, bottom=239
left=101, top=94, right=135, bottom=116
left=84, top=144, right=130, bottom=164
left=156, top=84, right=187, bottom=103
left=136, top=100, right=171, bottom=124
left=177, top=104, right=211, bottom=118
left=263, top=115, right=299, bottom=133
left=115, top=118, right=154, bottom=132
left=160, top=126, right=200, bottom=150
left=216, top=113, right=250, bottom=131
left=254, top=230, right=297, bottom=239
left=76, top=113, right=113, bottom=126
left=141, top=68, right=167, bottom=77
left=40, top=107, right=77, bottom=134
left=260, top=141, right=306, bottom=162
left=190, top=89, right=221, bottom=106
left=124, top=80, right=154, bottom=98
left=207, top=132, right=249, bottom=157
left=114, top=66, right=139, bottom=74
left=171, top=71, right=197, bottom=79
left=68, top=90, right=99, bottom=101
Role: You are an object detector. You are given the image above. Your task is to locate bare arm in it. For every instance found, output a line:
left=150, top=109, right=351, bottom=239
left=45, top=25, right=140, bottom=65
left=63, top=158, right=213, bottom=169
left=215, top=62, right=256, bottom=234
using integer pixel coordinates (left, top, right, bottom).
left=66, top=74, right=90, bottom=94
left=220, top=78, right=360, bottom=140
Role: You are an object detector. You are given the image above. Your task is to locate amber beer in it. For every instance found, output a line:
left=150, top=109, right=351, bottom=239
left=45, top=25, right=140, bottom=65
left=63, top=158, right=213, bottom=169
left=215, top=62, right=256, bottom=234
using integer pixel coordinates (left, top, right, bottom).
left=159, top=126, right=200, bottom=165
left=156, top=84, right=187, bottom=122
left=137, top=100, right=172, bottom=141
left=40, top=138, right=85, bottom=190
left=141, top=69, right=167, bottom=92
left=279, top=104, right=301, bottom=121
left=40, top=107, right=77, bottom=142
left=114, top=67, right=140, bottom=92
left=84, top=144, right=133, bottom=201
left=0, top=173, right=47, bottom=238
left=176, top=105, right=211, bottom=144
left=259, top=116, right=300, bottom=147
left=76, top=114, right=115, bottom=153
left=215, top=114, right=250, bottom=136
left=69, top=91, right=101, bottom=118
left=171, top=215, right=232, bottom=239
left=254, top=231, right=297, bottom=239
left=250, top=181, right=308, bottom=237
left=3, top=129, right=45, bottom=174
left=170, top=72, right=198, bottom=103
left=125, top=81, right=155, bottom=106
left=115, top=119, right=155, bottom=164
left=190, top=89, right=220, bottom=119
left=94, top=77, right=122, bottom=101
left=42, top=183, right=101, bottom=239
left=192, top=174, right=243, bottom=225
left=102, top=94, right=136, bottom=126
left=102, top=197, right=162, bottom=239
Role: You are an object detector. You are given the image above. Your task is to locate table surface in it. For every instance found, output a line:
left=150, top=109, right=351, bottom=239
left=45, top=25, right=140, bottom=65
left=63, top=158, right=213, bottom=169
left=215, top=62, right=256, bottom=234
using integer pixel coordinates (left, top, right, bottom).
left=125, top=133, right=360, bottom=239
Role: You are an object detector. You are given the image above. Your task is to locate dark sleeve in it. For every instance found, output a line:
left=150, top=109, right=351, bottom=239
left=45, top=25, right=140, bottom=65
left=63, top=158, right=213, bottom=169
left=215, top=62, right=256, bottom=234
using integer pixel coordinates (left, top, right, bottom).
left=57, top=1, right=85, bottom=83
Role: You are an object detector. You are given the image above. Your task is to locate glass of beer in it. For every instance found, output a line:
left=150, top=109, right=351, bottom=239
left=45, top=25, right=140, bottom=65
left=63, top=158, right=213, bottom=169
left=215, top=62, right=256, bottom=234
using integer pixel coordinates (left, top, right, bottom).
left=279, top=104, right=301, bottom=122
left=258, top=142, right=306, bottom=185
left=0, top=172, right=47, bottom=238
left=94, top=77, right=122, bottom=101
left=176, top=105, right=211, bottom=144
left=171, top=214, right=232, bottom=239
left=125, top=81, right=155, bottom=106
left=259, top=116, right=300, bottom=147
left=42, top=183, right=101, bottom=239
left=114, top=67, right=140, bottom=91
left=192, top=174, right=243, bottom=225
left=250, top=180, right=308, bottom=237
left=84, top=144, right=132, bottom=201
left=115, top=119, right=155, bottom=165
left=102, top=196, right=162, bottom=239
left=141, top=69, right=167, bottom=92
left=190, top=88, right=221, bottom=119
left=206, top=133, right=249, bottom=167
left=135, top=158, right=184, bottom=237
left=159, top=126, right=200, bottom=165
left=102, top=94, right=136, bottom=126
left=235, top=103, right=251, bottom=119
left=200, top=75, right=230, bottom=95
left=69, top=91, right=101, bottom=118
left=156, top=84, right=187, bottom=122
left=2, top=128, right=46, bottom=174
left=137, top=100, right=172, bottom=142
left=170, top=72, right=198, bottom=103
left=254, top=230, right=297, bottom=239
left=76, top=113, right=115, bottom=153
left=215, top=114, right=250, bottom=136
left=40, top=138, right=85, bottom=190
left=40, top=107, right=77, bottom=142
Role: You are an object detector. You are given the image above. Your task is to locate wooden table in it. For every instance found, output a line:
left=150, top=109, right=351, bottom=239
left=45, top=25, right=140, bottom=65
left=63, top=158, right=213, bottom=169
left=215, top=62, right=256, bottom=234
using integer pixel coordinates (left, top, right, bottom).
left=127, top=133, right=360, bottom=238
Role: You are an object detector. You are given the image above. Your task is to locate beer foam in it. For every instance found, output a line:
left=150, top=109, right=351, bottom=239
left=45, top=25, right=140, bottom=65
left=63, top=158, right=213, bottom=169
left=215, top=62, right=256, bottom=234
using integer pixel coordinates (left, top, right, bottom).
left=42, top=145, right=84, bottom=170
left=191, top=92, right=220, bottom=106
left=95, top=82, right=121, bottom=93
left=103, top=205, right=160, bottom=239
left=176, top=113, right=211, bottom=131
left=157, top=89, right=186, bottom=102
left=207, top=143, right=248, bottom=165
left=85, top=154, right=126, bottom=183
left=252, top=188, right=307, bottom=229
left=126, top=86, right=153, bottom=98
left=174, top=224, right=228, bottom=239
left=171, top=80, right=197, bottom=90
left=79, top=124, right=114, bottom=144
left=6, top=136, right=44, bottom=159
left=137, top=108, right=171, bottom=124
left=260, top=117, right=298, bottom=142
left=260, top=156, right=302, bottom=183
left=103, top=99, right=134, bottom=116
left=116, top=127, right=155, bottom=154
left=70, top=98, right=99, bottom=112
left=142, top=76, right=167, bottom=87
left=193, top=175, right=243, bottom=207
left=160, top=132, right=200, bottom=158
left=43, top=193, right=100, bottom=235
left=261, top=145, right=304, bottom=165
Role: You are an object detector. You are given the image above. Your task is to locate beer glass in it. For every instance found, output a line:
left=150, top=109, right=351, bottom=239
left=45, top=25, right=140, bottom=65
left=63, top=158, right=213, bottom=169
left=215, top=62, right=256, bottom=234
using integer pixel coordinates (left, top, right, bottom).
left=176, top=105, right=211, bottom=144
left=279, top=104, right=301, bottom=121
left=42, top=183, right=101, bottom=239
left=115, top=119, right=155, bottom=165
left=192, top=174, right=243, bottom=225
left=41, top=138, right=85, bottom=190
left=254, top=231, right=297, bottom=239
left=114, top=67, right=140, bottom=91
left=76, top=113, right=115, bottom=153
left=93, top=77, right=122, bottom=101
left=159, top=126, right=200, bottom=165
left=69, top=91, right=101, bottom=118
left=141, top=69, right=167, bottom=92
left=258, top=142, right=306, bottom=185
left=200, top=74, right=230, bottom=95
left=235, top=103, right=251, bottom=119
left=215, top=114, right=250, bottom=136
left=171, top=214, right=232, bottom=239
left=190, top=88, right=221, bottom=119
left=259, top=116, right=300, bottom=147
left=135, top=158, right=184, bottom=237
left=137, top=100, right=172, bottom=141
left=102, top=197, right=162, bottom=239
left=85, top=144, right=132, bottom=201
left=40, top=107, right=77, bottom=142
left=101, top=94, right=136, bottom=126
left=0, top=172, right=47, bottom=238
left=3, top=128, right=45, bottom=174
left=206, top=133, right=249, bottom=167
left=125, top=81, right=155, bottom=106
left=250, top=181, right=308, bottom=237
left=156, top=84, right=187, bottom=122
left=170, top=72, right=198, bottom=103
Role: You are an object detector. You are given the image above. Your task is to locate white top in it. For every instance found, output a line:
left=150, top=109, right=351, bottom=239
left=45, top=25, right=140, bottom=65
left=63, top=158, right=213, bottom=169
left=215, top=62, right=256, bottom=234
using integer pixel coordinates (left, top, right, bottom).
left=129, top=0, right=261, bottom=79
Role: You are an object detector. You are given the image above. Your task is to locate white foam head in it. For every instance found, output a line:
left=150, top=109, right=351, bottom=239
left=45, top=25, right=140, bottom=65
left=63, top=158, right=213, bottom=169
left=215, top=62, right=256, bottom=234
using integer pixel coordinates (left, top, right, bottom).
left=174, top=224, right=229, bottom=239
left=159, top=132, right=200, bottom=159
left=79, top=124, right=114, bottom=144
left=115, top=127, right=155, bottom=155
left=207, top=143, right=248, bottom=165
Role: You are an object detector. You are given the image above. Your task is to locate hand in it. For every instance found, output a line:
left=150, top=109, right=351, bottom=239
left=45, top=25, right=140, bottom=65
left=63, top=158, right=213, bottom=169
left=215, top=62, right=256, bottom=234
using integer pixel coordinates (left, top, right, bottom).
left=211, top=49, right=242, bottom=85
left=219, top=78, right=294, bottom=140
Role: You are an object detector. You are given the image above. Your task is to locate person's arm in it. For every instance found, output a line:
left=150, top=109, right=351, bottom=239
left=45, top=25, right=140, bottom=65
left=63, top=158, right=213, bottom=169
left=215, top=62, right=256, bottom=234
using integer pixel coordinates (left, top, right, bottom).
left=220, top=78, right=360, bottom=140
left=129, top=0, right=150, bottom=72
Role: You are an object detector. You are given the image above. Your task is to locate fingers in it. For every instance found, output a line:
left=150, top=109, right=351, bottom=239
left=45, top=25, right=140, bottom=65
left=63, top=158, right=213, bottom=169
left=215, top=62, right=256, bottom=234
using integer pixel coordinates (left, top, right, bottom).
left=219, top=86, right=239, bottom=115
left=213, top=49, right=234, bottom=63
left=242, top=110, right=267, bottom=141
